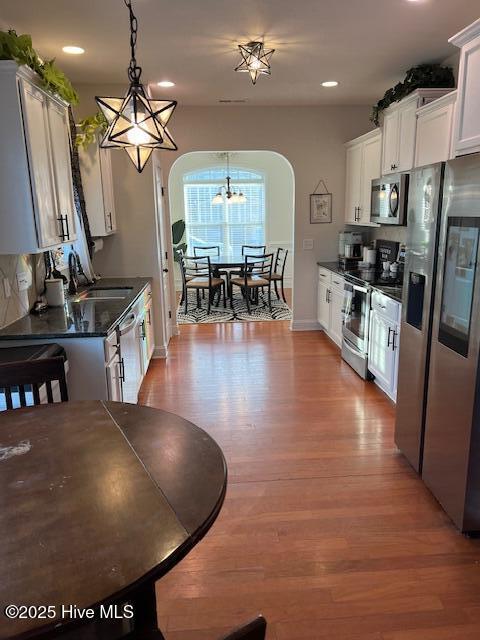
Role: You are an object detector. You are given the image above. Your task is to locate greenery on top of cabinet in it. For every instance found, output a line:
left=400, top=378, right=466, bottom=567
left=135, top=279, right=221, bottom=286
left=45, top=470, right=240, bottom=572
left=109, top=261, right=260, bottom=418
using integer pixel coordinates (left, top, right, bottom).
left=76, top=112, right=108, bottom=149
left=371, top=64, right=455, bottom=126
left=0, top=29, right=79, bottom=105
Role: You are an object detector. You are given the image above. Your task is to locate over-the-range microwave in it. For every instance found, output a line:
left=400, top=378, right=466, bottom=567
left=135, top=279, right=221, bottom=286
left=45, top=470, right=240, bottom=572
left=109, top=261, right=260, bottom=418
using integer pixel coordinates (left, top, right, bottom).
left=371, top=173, right=409, bottom=225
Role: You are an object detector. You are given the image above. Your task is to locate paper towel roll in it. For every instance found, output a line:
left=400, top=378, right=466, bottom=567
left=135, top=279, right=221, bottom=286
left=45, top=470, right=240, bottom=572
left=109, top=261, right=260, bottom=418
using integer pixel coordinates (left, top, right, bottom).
left=367, top=249, right=377, bottom=266
left=45, top=279, right=65, bottom=307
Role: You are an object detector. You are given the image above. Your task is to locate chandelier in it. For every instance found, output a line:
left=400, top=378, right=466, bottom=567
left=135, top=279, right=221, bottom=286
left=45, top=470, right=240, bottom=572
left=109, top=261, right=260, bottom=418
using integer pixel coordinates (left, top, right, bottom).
left=95, top=0, right=177, bottom=173
left=234, top=41, right=275, bottom=85
left=212, top=153, right=247, bottom=205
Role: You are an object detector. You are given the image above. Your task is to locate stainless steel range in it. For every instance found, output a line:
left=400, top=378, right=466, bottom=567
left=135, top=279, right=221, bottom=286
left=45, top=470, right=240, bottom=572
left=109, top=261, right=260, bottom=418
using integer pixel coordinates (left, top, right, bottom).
left=341, top=275, right=371, bottom=379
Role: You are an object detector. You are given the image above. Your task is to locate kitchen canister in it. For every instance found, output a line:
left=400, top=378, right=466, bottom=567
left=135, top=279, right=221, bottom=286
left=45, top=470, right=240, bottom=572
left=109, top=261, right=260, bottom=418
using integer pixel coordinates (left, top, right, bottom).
left=45, top=278, right=65, bottom=307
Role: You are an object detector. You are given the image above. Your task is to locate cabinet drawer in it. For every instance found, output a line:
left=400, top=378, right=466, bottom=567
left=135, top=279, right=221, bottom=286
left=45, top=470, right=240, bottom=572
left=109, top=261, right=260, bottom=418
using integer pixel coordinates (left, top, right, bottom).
left=331, top=274, right=344, bottom=290
left=371, top=289, right=401, bottom=323
left=318, top=267, right=331, bottom=283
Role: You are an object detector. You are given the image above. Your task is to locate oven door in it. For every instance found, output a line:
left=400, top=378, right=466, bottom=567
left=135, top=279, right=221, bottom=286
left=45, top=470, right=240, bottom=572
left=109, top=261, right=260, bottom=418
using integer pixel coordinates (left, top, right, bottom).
left=342, top=280, right=370, bottom=352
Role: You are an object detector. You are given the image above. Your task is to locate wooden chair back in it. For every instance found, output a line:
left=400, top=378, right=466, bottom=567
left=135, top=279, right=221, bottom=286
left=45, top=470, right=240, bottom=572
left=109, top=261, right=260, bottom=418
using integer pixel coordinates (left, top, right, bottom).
left=243, top=253, right=273, bottom=281
left=181, top=255, right=213, bottom=285
left=193, top=245, right=221, bottom=257
left=241, top=244, right=266, bottom=256
left=274, top=247, right=289, bottom=275
left=0, top=356, right=68, bottom=410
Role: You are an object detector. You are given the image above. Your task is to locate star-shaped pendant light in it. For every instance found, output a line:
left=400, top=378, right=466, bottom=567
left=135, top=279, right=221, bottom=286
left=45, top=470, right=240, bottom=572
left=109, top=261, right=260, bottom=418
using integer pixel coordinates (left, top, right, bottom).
left=96, top=0, right=177, bottom=173
left=234, top=41, right=275, bottom=85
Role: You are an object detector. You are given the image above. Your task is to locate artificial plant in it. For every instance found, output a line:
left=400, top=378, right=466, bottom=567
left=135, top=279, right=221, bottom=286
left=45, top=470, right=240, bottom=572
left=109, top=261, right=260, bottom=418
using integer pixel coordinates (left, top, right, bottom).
left=172, top=219, right=187, bottom=262
left=371, top=63, right=455, bottom=126
left=0, top=29, right=79, bottom=104
left=75, top=111, right=108, bottom=149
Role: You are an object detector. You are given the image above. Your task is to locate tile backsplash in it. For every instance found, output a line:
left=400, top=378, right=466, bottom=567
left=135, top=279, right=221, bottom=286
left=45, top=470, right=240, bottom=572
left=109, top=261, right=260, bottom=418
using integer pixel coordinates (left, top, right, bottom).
left=368, top=225, right=407, bottom=247
left=0, top=254, right=40, bottom=329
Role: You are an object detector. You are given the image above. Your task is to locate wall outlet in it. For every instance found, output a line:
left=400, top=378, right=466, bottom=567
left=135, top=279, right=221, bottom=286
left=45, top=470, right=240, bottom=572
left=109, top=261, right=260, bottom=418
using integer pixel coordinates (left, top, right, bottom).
left=302, top=239, right=314, bottom=250
left=17, top=271, right=31, bottom=291
left=3, top=277, right=11, bottom=298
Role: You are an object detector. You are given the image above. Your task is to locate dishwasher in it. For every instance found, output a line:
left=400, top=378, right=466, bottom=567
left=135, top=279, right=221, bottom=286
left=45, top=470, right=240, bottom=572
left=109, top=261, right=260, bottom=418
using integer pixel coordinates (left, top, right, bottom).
left=119, top=312, right=142, bottom=404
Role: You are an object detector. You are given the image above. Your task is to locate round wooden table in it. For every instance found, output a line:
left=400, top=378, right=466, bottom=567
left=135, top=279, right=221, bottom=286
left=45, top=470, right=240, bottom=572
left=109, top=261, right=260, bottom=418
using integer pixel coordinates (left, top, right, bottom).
left=0, top=401, right=227, bottom=640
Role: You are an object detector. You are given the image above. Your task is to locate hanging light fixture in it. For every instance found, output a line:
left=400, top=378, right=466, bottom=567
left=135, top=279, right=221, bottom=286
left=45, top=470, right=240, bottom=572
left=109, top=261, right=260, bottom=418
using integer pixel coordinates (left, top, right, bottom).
left=234, top=41, right=275, bottom=85
left=212, top=153, right=247, bottom=205
left=95, top=0, right=177, bottom=173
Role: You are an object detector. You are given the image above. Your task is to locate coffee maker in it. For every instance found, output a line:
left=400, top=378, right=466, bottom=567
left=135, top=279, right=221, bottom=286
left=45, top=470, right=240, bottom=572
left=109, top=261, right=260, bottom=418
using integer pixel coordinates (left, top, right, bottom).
left=338, top=231, right=363, bottom=268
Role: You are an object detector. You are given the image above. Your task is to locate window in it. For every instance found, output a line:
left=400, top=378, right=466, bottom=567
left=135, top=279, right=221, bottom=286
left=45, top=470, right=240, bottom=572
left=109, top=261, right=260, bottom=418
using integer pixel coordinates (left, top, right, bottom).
left=183, top=167, right=265, bottom=257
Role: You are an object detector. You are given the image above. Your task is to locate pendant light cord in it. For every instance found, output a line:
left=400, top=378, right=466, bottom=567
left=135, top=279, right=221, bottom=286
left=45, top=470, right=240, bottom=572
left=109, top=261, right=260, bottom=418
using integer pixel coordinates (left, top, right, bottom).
left=124, top=0, right=142, bottom=84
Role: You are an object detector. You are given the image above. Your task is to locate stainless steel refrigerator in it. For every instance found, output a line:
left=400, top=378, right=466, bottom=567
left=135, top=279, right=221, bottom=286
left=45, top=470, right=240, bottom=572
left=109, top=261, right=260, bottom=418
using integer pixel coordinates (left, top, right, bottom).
left=422, top=154, right=480, bottom=533
left=395, top=162, right=445, bottom=473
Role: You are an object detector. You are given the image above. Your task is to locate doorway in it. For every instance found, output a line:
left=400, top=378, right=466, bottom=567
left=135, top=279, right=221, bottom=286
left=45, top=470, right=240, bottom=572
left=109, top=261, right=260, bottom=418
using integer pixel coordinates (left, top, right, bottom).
left=168, top=150, right=295, bottom=326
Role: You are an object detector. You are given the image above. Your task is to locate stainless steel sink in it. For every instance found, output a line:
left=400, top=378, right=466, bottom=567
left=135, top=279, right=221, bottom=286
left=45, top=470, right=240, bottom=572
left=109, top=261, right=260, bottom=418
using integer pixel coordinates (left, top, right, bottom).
left=72, top=287, right=134, bottom=302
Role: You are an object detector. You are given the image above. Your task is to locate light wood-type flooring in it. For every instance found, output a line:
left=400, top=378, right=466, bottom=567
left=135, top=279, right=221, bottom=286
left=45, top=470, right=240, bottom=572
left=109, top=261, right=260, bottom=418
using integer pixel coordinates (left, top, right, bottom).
left=138, top=314, right=480, bottom=640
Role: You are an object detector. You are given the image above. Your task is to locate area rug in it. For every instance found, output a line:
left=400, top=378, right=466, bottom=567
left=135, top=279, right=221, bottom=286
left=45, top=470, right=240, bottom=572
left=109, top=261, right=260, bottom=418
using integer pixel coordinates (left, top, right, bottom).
left=177, top=289, right=292, bottom=324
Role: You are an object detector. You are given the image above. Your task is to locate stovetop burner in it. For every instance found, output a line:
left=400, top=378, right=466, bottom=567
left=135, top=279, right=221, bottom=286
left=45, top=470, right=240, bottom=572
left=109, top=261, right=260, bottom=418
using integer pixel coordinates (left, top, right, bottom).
left=344, top=268, right=403, bottom=287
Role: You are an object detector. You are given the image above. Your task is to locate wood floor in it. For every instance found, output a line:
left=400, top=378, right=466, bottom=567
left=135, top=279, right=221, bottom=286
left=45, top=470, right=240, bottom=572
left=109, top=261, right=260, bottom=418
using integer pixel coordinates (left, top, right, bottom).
left=138, top=319, right=480, bottom=640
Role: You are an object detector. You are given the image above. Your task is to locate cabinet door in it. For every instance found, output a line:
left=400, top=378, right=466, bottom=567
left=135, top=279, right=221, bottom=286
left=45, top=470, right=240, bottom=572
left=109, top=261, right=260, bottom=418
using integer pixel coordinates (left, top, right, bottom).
left=317, top=280, right=330, bottom=329
left=368, top=311, right=395, bottom=391
left=397, top=99, right=418, bottom=172
left=100, top=148, right=116, bottom=233
left=415, top=101, right=455, bottom=167
left=19, top=80, right=60, bottom=248
left=359, top=132, right=381, bottom=223
left=453, top=35, right=480, bottom=155
left=328, top=286, right=344, bottom=347
left=345, top=143, right=362, bottom=222
left=46, top=98, right=76, bottom=242
left=106, top=355, right=123, bottom=402
left=145, top=299, right=155, bottom=361
left=381, top=109, right=400, bottom=175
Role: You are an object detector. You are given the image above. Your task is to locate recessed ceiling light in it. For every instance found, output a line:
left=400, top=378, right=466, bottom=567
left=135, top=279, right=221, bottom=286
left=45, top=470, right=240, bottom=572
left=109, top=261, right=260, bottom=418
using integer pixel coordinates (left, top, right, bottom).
left=322, top=81, right=339, bottom=87
left=157, top=80, right=175, bottom=87
left=62, top=45, right=85, bottom=55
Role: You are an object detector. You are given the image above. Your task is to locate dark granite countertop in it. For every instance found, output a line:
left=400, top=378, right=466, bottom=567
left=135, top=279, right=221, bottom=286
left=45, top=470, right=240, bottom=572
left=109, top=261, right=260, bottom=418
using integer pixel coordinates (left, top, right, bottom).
left=0, top=277, right=151, bottom=340
left=317, top=261, right=403, bottom=303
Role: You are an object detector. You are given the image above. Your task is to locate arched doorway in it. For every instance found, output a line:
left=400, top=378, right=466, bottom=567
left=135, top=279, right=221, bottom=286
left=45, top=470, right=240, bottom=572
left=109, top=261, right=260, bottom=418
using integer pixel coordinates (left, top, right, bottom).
left=167, top=150, right=295, bottom=326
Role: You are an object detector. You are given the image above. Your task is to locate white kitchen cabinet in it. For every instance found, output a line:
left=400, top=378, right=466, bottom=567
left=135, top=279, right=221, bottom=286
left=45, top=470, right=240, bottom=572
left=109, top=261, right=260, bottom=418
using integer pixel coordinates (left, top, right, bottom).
left=368, top=290, right=401, bottom=402
left=317, top=267, right=344, bottom=348
left=145, top=297, right=155, bottom=361
left=0, top=62, right=76, bottom=253
left=415, top=91, right=456, bottom=167
left=79, top=137, right=117, bottom=236
left=344, top=129, right=382, bottom=226
left=317, top=278, right=330, bottom=329
left=450, top=19, right=480, bottom=156
left=106, top=352, right=123, bottom=402
left=381, top=89, right=453, bottom=176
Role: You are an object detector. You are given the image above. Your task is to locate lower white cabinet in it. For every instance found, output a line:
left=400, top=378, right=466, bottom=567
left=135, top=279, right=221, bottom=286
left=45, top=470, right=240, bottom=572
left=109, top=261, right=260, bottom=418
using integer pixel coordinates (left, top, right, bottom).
left=317, top=267, right=344, bottom=347
left=368, top=290, right=401, bottom=402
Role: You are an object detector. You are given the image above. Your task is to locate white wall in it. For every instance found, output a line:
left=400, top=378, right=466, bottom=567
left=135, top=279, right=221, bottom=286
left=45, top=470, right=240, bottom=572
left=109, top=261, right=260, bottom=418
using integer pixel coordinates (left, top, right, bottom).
left=168, top=150, right=294, bottom=288
left=76, top=85, right=372, bottom=329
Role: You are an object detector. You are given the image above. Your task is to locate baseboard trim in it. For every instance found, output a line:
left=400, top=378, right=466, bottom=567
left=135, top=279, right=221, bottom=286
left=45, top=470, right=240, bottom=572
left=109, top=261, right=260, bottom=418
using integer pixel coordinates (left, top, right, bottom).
left=153, top=345, right=168, bottom=359
left=290, top=320, right=322, bottom=331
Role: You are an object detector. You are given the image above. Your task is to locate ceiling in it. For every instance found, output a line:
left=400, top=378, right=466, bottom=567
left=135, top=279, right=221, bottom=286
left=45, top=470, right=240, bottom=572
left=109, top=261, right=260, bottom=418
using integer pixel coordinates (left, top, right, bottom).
left=0, top=0, right=478, bottom=106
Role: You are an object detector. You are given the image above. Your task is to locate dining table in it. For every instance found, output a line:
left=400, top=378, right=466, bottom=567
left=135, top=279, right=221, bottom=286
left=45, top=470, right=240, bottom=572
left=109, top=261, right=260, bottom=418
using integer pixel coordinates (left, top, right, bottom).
left=0, top=401, right=227, bottom=640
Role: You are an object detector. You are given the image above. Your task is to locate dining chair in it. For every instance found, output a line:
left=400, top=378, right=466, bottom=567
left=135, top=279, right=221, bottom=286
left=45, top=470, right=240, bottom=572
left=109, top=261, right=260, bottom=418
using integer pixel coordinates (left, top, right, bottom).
left=229, top=244, right=268, bottom=282
left=230, top=254, right=274, bottom=314
left=193, top=246, right=229, bottom=300
left=180, top=255, right=226, bottom=315
left=219, top=615, right=267, bottom=639
left=0, top=354, right=68, bottom=410
left=266, top=247, right=289, bottom=303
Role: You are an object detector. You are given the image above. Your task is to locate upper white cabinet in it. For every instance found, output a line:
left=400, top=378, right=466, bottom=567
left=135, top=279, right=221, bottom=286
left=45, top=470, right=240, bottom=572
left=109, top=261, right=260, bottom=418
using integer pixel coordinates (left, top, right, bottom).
left=0, top=62, right=76, bottom=253
left=345, top=129, right=382, bottom=226
left=450, top=19, right=480, bottom=156
left=381, top=89, right=453, bottom=176
left=414, top=91, right=456, bottom=167
left=79, top=137, right=117, bottom=236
